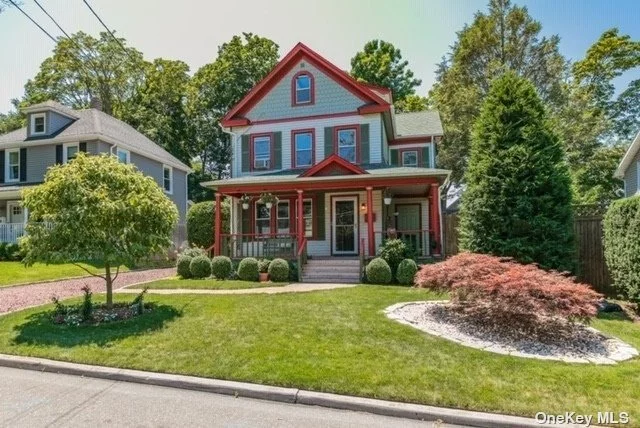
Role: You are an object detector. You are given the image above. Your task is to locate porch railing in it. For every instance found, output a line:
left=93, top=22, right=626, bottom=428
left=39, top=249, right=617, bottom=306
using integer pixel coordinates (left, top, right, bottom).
left=219, top=233, right=298, bottom=260
left=0, top=223, right=26, bottom=244
left=296, top=238, right=307, bottom=282
left=372, top=228, right=432, bottom=257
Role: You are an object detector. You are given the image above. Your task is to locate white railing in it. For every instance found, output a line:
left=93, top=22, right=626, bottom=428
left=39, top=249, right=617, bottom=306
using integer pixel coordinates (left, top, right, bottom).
left=0, top=223, right=26, bottom=244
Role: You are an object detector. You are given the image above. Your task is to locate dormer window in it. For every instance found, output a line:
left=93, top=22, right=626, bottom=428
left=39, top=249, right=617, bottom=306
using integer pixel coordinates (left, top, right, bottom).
left=31, top=113, right=46, bottom=135
left=292, top=72, right=314, bottom=106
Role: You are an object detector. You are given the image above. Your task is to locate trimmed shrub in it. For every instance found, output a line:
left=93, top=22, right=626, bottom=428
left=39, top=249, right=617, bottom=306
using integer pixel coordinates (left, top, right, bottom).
left=189, top=255, right=212, bottom=279
left=396, top=258, right=418, bottom=285
left=258, top=259, right=271, bottom=273
left=181, top=247, right=207, bottom=258
left=604, top=196, right=640, bottom=303
left=268, top=258, right=289, bottom=282
left=187, top=200, right=230, bottom=249
left=211, top=256, right=233, bottom=280
left=176, top=255, right=193, bottom=279
left=366, top=257, right=393, bottom=284
left=377, top=239, right=412, bottom=275
left=0, top=243, right=22, bottom=261
left=415, top=253, right=602, bottom=339
left=238, top=257, right=259, bottom=282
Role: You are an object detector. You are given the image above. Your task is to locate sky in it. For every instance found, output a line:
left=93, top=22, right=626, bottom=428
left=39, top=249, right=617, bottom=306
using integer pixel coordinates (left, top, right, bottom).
left=0, top=0, right=639, bottom=114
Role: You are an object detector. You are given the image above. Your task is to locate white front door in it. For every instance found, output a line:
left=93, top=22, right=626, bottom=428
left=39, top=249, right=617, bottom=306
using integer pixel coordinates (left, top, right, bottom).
left=332, top=196, right=358, bottom=255
left=7, top=201, right=24, bottom=224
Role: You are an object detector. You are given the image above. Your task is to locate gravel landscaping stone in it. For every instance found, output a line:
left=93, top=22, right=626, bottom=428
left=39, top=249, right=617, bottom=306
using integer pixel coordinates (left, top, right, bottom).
left=385, top=301, right=639, bottom=364
left=0, top=268, right=176, bottom=314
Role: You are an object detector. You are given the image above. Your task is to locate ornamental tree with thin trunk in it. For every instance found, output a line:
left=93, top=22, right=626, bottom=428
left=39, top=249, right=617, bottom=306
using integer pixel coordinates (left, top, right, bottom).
left=458, top=71, right=575, bottom=272
left=21, top=153, right=178, bottom=307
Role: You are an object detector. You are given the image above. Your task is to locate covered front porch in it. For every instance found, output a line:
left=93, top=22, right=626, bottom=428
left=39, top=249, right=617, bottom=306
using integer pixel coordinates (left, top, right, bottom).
left=0, top=186, right=28, bottom=244
left=203, top=155, right=449, bottom=262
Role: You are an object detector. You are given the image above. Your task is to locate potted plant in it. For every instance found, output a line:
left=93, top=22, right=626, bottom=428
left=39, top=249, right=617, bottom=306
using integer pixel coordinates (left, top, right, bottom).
left=383, top=188, right=393, bottom=205
left=260, top=193, right=278, bottom=209
left=258, top=259, right=270, bottom=282
left=240, top=194, right=251, bottom=210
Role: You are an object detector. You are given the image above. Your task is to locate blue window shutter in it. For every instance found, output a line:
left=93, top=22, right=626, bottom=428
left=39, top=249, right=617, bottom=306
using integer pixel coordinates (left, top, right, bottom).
left=19, top=148, right=27, bottom=182
left=273, top=132, right=282, bottom=170
left=55, top=145, right=63, bottom=164
left=360, top=124, right=369, bottom=164
left=0, top=150, right=5, bottom=184
left=422, top=146, right=431, bottom=168
left=241, top=135, right=250, bottom=172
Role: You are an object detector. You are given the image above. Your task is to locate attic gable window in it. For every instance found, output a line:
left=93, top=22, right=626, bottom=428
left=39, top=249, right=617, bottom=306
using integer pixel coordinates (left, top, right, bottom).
left=292, top=72, right=314, bottom=106
left=31, top=113, right=46, bottom=135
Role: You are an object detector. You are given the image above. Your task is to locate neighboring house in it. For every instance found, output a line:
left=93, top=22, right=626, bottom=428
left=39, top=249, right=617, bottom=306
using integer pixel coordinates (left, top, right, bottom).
left=0, top=101, right=190, bottom=244
left=615, top=131, right=640, bottom=196
left=202, top=43, right=450, bottom=280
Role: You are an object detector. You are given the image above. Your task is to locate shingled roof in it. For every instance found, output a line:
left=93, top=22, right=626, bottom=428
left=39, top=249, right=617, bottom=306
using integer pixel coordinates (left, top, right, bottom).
left=395, top=110, right=443, bottom=137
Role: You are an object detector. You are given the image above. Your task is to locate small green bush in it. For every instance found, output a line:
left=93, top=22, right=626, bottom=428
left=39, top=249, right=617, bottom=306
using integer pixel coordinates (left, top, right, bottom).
left=268, top=258, right=289, bottom=282
left=181, top=247, right=207, bottom=258
left=604, top=196, right=640, bottom=303
left=176, top=255, right=193, bottom=279
left=366, top=257, right=392, bottom=284
left=258, top=259, right=271, bottom=273
left=377, top=239, right=412, bottom=275
left=187, top=200, right=230, bottom=249
left=189, top=255, right=212, bottom=279
left=211, top=256, right=233, bottom=279
left=396, top=258, right=418, bottom=285
left=80, top=285, right=93, bottom=321
left=238, top=257, right=259, bottom=281
left=0, top=242, right=22, bottom=261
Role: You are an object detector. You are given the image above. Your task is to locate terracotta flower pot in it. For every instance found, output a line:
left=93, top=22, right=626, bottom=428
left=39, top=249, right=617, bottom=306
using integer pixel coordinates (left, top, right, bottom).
left=259, top=272, right=269, bottom=282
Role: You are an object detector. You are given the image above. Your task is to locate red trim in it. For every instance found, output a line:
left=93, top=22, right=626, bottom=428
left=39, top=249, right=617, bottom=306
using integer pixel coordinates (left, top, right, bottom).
left=217, top=176, right=440, bottom=194
left=359, top=82, right=392, bottom=93
left=290, top=128, right=316, bottom=168
left=389, top=136, right=432, bottom=146
left=334, top=125, right=361, bottom=165
left=358, top=104, right=390, bottom=114
left=291, top=71, right=315, bottom=107
left=214, top=193, right=222, bottom=256
left=397, top=147, right=421, bottom=167
left=429, top=184, right=441, bottom=255
left=224, top=118, right=250, bottom=127
left=300, top=153, right=367, bottom=178
left=249, top=111, right=360, bottom=126
left=297, top=191, right=304, bottom=246
left=221, top=43, right=389, bottom=127
left=249, top=133, right=274, bottom=172
left=330, top=194, right=360, bottom=256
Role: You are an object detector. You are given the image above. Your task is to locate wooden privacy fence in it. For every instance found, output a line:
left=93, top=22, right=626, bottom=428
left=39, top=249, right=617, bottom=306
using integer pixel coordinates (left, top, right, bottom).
left=443, top=212, right=614, bottom=295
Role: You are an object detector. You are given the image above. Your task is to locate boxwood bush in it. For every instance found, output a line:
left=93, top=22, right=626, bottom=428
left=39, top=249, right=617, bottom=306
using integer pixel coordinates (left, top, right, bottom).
left=238, top=257, right=259, bottom=281
left=176, top=255, right=193, bottom=279
left=211, top=256, right=233, bottom=280
left=604, top=196, right=640, bottom=303
left=268, top=258, right=289, bottom=282
left=187, top=200, right=230, bottom=249
left=366, top=257, right=392, bottom=284
left=181, top=247, right=207, bottom=258
left=258, top=259, right=271, bottom=273
left=396, top=258, right=418, bottom=285
left=377, top=239, right=412, bottom=275
left=189, top=255, right=212, bottom=279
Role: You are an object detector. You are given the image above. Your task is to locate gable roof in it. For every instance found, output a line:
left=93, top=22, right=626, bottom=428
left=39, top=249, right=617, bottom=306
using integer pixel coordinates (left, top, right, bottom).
left=299, top=154, right=368, bottom=177
left=615, top=131, right=640, bottom=178
left=394, top=111, right=443, bottom=138
left=221, top=43, right=391, bottom=127
left=0, top=106, right=190, bottom=172
left=22, top=100, right=80, bottom=119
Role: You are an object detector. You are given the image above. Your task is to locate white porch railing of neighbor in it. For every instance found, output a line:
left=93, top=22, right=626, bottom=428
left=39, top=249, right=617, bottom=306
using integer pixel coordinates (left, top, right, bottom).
left=0, top=223, right=26, bottom=244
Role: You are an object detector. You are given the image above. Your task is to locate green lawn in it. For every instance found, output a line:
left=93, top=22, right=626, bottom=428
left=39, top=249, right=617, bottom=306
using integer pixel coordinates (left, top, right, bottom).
left=0, top=262, right=130, bottom=288
left=137, top=278, right=287, bottom=290
left=0, top=286, right=639, bottom=422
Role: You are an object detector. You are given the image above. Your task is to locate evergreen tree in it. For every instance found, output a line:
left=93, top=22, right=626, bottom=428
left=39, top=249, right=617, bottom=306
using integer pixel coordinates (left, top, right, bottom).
left=459, top=71, right=574, bottom=271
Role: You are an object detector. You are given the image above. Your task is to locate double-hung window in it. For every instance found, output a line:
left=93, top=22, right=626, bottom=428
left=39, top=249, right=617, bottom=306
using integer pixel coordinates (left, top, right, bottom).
left=163, top=165, right=173, bottom=194
left=277, top=201, right=290, bottom=234
left=294, top=73, right=312, bottom=105
left=253, top=135, right=271, bottom=170
left=117, top=148, right=130, bottom=164
left=401, top=150, right=419, bottom=167
left=31, top=113, right=46, bottom=135
left=6, top=149, right=20, bottom=182
left=337, top=127, right=357, bottom=163
left=63, top=143, right=79, bottom=163
left=293, top=130, right=313, bottom=168
left=255, top=203, right=271, bottom=235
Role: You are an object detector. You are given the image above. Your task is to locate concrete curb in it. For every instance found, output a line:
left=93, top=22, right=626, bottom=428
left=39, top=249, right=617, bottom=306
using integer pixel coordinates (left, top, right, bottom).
left=0, top=354, right=551, bottom=428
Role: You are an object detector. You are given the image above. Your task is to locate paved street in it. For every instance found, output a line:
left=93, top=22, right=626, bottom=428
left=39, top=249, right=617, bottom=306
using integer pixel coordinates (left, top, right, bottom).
left=0, top=366, right=463, bottom=427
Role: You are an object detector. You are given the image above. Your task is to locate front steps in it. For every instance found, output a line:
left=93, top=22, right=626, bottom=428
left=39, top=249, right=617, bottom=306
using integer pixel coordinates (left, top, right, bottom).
left=301, top=258, right=361, bottom=284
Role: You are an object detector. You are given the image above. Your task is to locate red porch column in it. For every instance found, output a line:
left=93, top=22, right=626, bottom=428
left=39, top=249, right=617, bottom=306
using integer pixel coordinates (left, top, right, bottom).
left=214, top=192, right=222, bottom=256
left=429, top=184, right=441, bottom=256
left=366, top=186, right=375, bottom=257
left=297, top=190, right=304, bottom=247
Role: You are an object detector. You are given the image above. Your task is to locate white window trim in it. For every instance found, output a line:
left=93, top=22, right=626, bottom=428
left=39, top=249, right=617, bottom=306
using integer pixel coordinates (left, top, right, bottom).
left=63, top=142, right=79, bottom=163
left=5, top=148, right=20, bottom=183
left=117, top=148, right=130, bottom=164
left=402, top=150, right=419, bottom=167
left=163, top=165, right=173, bottom=195
left=30, top=113, right=46, bottom=136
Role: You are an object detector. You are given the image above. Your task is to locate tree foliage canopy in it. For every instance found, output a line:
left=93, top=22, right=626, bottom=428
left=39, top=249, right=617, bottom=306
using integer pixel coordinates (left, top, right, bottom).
left=350, top=40, right=422, bottom=107
left=22, top=154, right=178, bottom=306
left=459, top=72, right=574, bottom=272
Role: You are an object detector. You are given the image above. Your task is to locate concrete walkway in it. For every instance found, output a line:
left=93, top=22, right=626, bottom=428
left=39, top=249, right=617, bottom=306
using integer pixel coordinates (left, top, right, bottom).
left=118, top=282, right=358, bottom=295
